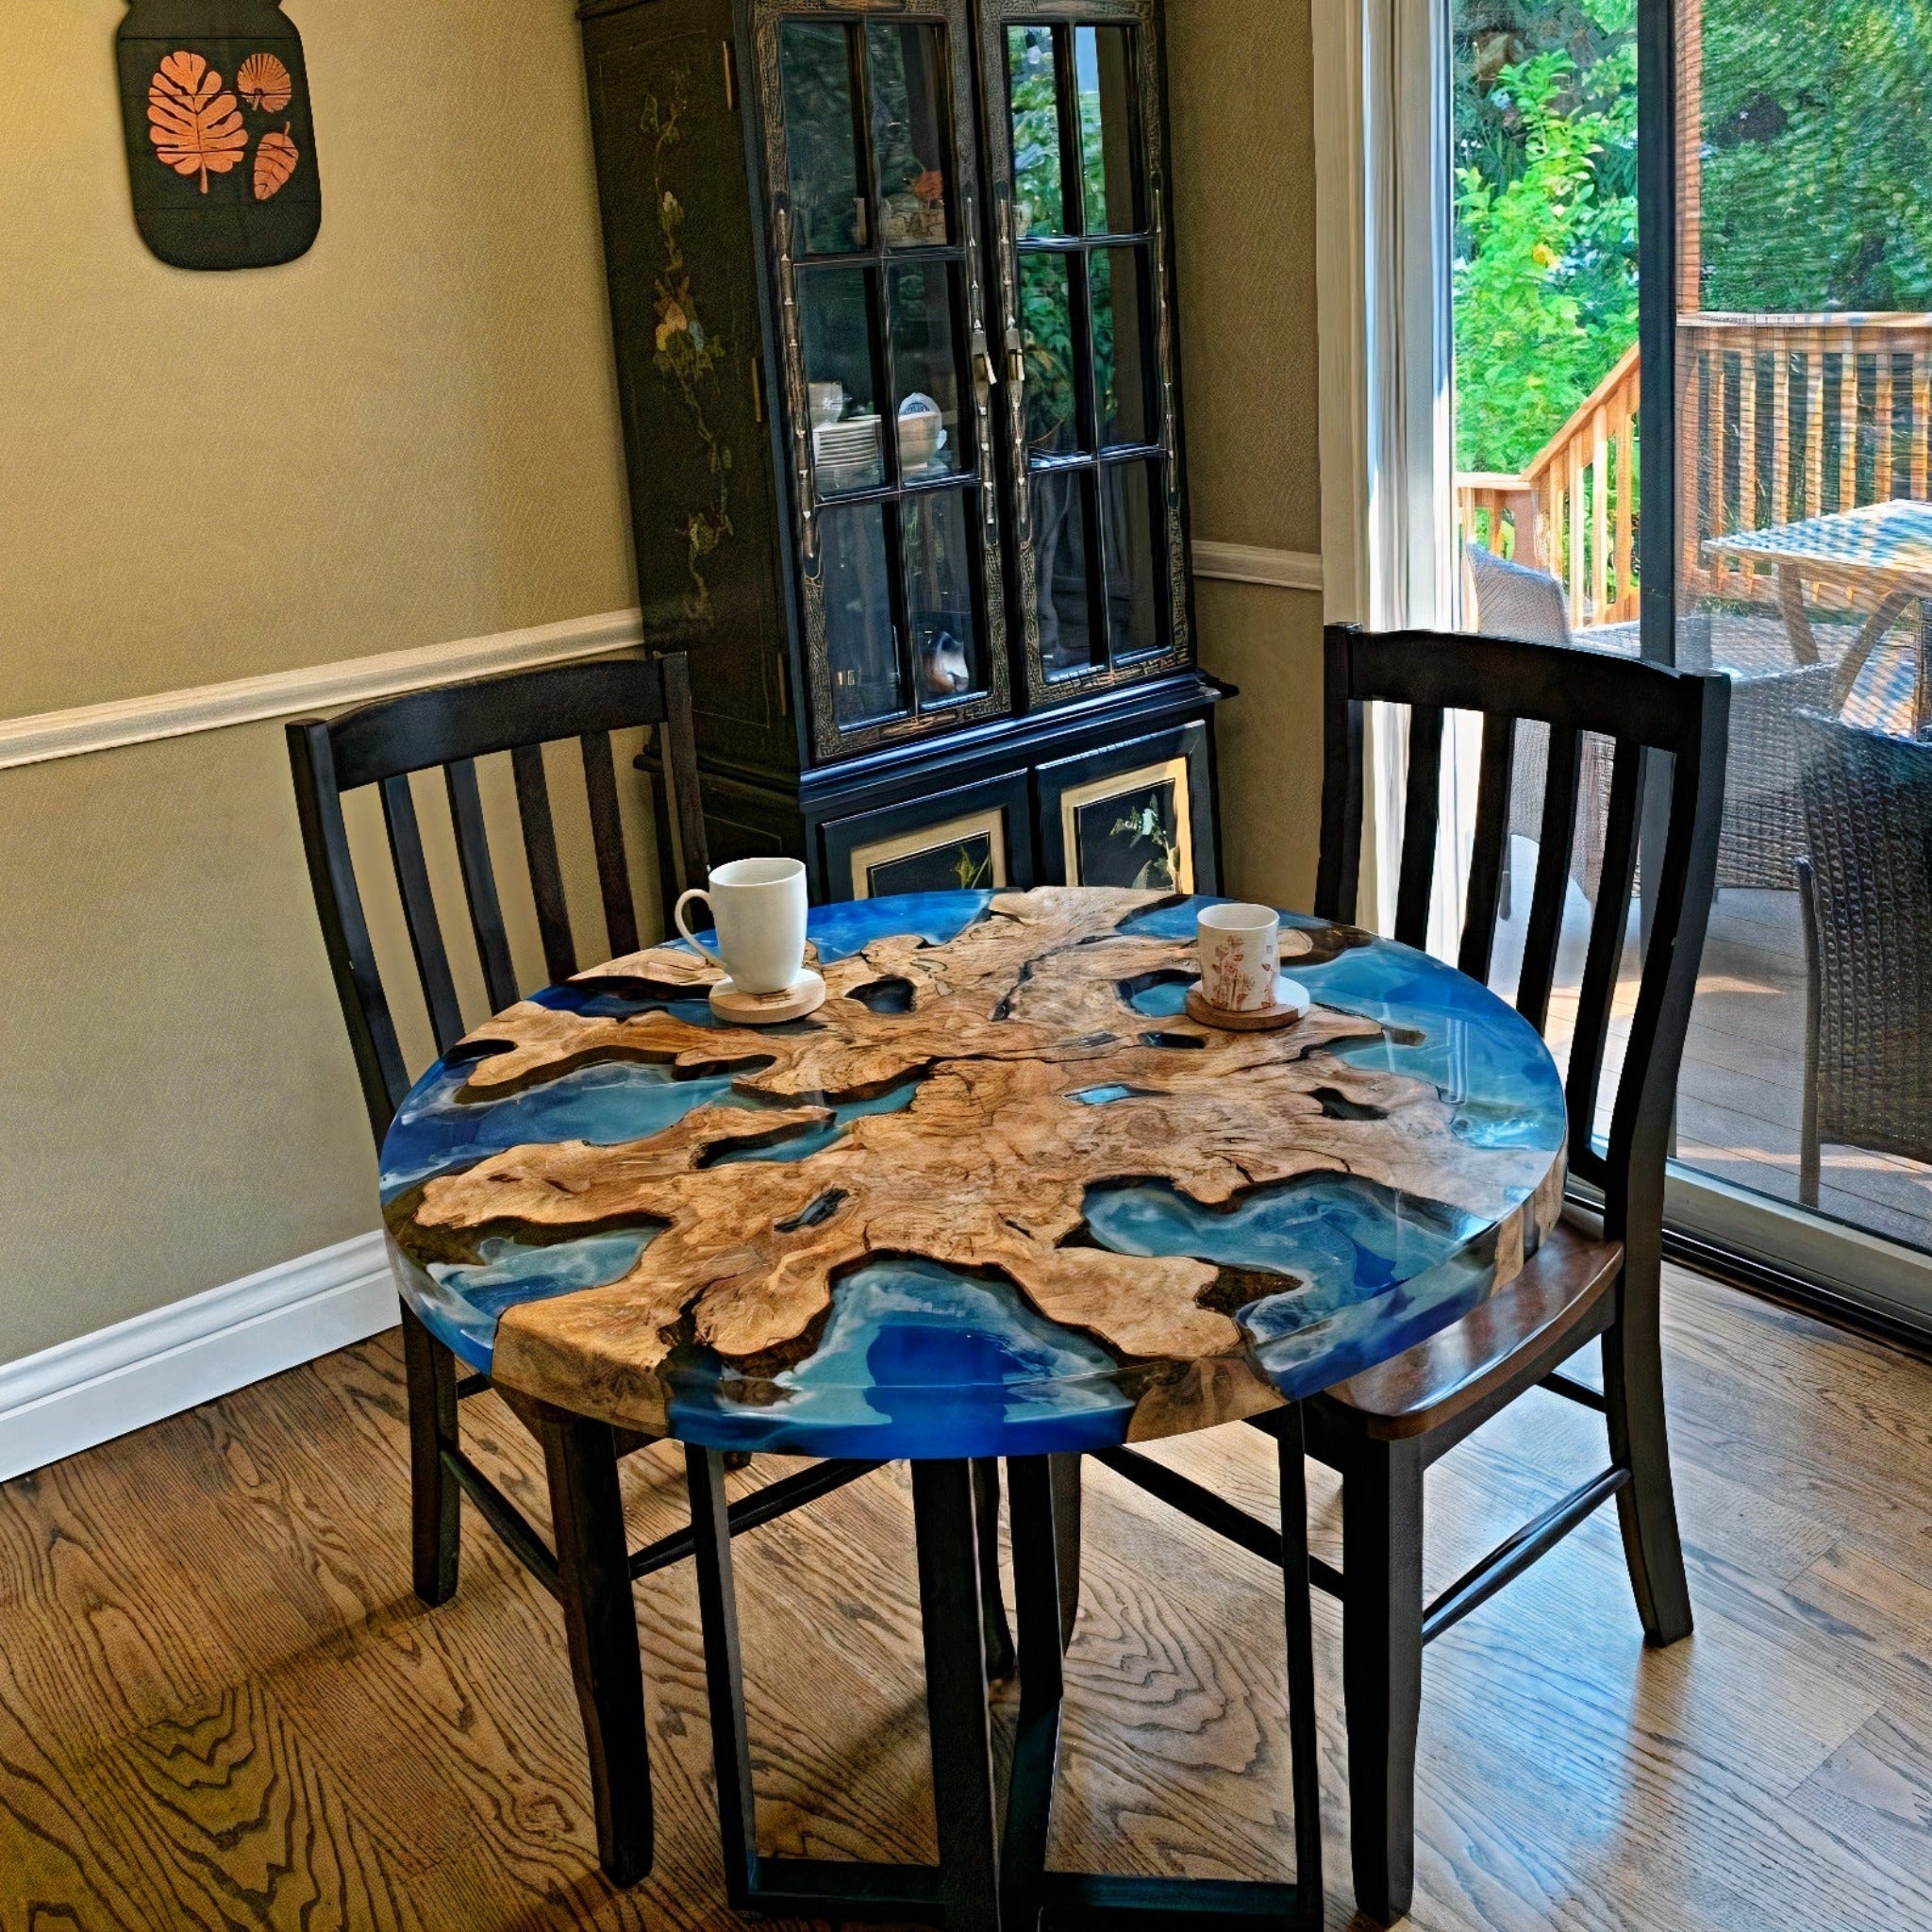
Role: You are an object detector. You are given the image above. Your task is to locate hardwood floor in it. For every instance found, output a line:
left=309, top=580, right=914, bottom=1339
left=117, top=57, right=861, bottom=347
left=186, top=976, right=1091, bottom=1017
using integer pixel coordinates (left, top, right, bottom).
left=2, top=1266, right=1929, bottom=1929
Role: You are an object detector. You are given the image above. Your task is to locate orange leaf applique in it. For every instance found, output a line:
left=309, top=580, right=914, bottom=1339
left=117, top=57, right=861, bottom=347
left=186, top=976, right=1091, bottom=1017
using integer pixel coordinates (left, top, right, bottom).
left=254, top=127, right=300, bottom=201
left=148, top=51, right=246, bottom=193
left=237, top=52, right=293, bottom=114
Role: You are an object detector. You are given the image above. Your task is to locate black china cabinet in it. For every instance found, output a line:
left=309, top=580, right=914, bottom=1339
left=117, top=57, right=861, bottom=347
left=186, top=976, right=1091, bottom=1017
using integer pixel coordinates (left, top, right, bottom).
left=578, top=0, right=1224, bottom=902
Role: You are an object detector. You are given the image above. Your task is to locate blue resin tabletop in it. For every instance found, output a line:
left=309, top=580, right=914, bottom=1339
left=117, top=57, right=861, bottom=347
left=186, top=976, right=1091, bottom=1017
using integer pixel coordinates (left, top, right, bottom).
left=381, top=888, right=1567, bottom=1459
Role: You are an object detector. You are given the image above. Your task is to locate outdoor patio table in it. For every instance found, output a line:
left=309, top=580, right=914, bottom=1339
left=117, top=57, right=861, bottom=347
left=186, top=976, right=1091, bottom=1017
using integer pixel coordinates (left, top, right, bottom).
left=1707, top=498, right=1932, bottom=736
left=379, top=885, right=1569, bottom=1928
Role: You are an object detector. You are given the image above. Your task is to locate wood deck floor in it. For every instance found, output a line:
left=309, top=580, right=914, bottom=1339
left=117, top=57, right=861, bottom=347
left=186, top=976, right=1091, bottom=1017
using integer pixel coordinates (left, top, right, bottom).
left=2, top=1269, right=1929, bottom=1929
left=1676, top=886, right=1932, bottom=1246
left=1548, top=610, right=1932, bottom=1249
left=1487, top=845, right=1932, bottom=1255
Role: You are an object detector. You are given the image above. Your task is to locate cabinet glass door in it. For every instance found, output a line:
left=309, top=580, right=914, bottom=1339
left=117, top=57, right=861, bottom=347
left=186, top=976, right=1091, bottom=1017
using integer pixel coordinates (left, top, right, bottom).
left=759, top=0, right=1009, bottom=760
left=983, top=5, right=1191, bottom=705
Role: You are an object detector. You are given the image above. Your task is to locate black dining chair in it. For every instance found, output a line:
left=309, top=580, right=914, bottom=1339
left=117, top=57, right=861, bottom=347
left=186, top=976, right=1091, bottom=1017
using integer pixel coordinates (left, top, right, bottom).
left=285, top=652, right=876, bottom=1886
left=1077, top=624, right=1729, bottom=1924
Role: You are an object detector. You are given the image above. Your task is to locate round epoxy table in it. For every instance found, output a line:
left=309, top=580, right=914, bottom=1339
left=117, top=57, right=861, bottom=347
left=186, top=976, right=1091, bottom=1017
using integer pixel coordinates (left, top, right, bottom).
left=381, top=886, right=1567, bottom=1927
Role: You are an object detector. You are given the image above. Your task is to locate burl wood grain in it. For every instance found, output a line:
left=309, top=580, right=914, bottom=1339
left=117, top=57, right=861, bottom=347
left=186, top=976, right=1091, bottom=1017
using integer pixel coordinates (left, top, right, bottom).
left=395, top=891, right=1563, bottom=1436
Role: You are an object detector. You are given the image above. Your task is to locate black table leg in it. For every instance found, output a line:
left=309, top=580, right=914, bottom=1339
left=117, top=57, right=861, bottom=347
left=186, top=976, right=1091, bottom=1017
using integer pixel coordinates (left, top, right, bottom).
left=1048, top=1452, right=1083, bottom=1652
left=1002, top=1457, right=1069, bottom=1928
left=682, top=1448, right=1040, bottom=1927
left=1002, top=1419, right=1324, bottom=1931
left=684, top=1444, right=758, bottom=1909
left=915, top=1459, right=1006, bottom=1930
left=974, top=1457, right=1019, bottom=1678
left=682, top=1437, right=1320, bottom=1928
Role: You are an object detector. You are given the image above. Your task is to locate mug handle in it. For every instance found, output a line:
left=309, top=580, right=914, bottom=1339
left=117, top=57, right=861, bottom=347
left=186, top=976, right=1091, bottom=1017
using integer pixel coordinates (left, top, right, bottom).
left=674, top=888, right=725, bottom=970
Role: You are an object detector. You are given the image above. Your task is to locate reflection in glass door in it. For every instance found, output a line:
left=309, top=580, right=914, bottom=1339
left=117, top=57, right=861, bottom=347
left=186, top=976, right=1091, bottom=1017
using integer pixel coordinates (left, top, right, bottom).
left=769, top=3, right=1009, bottom=755
left=1449, top=0, right=1643, bottom=1147
left=1670, top=0, right=1932, bottom=1263
left=987, top=6, right=1186, bottom=702
left=1449, top=0, right=1932, bottom=1326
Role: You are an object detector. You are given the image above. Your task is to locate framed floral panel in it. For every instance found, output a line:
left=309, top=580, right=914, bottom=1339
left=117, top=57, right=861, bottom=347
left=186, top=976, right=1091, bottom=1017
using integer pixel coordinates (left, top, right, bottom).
left=1058, top=756, right=1192, bottom=893
left=1035, top=719, right=1215, bottom=895
left=821, top=772, right=1031, bottom=904
left=849, top=807, right=1009, bottom=899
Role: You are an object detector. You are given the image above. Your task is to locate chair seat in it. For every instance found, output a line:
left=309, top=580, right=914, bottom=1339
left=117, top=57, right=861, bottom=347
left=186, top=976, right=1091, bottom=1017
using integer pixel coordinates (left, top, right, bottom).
left=1316, top=1220, right=1624, bottom=1441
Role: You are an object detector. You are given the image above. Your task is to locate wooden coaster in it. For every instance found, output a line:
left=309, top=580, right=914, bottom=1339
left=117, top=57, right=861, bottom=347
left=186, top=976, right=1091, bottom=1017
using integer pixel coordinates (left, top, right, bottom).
left=1184, top=975, right=1311, bottom=1033
left=708, top=969, right=827, bottom=1025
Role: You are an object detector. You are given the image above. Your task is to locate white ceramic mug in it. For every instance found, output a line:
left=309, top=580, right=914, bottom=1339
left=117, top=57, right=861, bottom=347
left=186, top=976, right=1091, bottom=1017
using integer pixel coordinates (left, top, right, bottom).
left=675, top=858, right=808, bottom=995
left=1197, top=902, right=1281, bottom=1013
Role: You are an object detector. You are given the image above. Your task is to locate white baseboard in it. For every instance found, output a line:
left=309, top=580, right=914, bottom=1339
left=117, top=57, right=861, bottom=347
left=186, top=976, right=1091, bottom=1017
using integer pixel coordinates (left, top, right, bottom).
left=0, top=608, right=645, bottom=774
left=0, top=1232, right=397, bottom=1482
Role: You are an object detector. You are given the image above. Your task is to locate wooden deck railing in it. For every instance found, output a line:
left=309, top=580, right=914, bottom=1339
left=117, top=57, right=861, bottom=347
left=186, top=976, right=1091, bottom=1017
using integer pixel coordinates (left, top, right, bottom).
left=1457, top=312, right=1932, bottom=630
left=1678, top=311, right=1932, bottom=606
left=1456, top=342, right=1640, bottom=631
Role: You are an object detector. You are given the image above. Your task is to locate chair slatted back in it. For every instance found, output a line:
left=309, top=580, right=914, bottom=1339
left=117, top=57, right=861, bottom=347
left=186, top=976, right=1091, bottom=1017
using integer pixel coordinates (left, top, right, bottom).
left=289, top=653, right=708, bottom=1145
left=1315, top=625, right=1730, bottom=1238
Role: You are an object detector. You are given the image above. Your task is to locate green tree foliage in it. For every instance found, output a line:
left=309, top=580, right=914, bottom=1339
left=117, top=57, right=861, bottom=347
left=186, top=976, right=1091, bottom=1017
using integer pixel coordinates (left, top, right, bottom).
left=1456, top=0, right=1932, bottom=478
left=1697, top=0, right=1932, bottom=311
left=1453, top=0, right=1640, bottom=473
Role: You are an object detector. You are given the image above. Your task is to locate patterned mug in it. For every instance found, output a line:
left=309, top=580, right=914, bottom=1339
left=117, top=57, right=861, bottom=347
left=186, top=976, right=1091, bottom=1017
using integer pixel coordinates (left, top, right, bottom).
left=1196, top=902, right=1281, bottom=1013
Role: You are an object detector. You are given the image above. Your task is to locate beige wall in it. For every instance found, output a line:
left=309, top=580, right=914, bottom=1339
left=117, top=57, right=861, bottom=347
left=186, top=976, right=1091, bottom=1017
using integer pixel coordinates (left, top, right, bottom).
left=1167, top=0, right=1326, bottom=909
left=1, top=729, right=382, bottom=1357
left=2, top=0, right=633, bottom=720
left=0, top=0, right=638, bottom=1365
left=0, top=0, right=1324, bottom=1369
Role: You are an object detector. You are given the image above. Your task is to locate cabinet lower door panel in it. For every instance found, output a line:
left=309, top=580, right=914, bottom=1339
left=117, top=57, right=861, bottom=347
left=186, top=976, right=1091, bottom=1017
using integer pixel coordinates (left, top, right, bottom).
left=821, top=773, right=1033, bottom=902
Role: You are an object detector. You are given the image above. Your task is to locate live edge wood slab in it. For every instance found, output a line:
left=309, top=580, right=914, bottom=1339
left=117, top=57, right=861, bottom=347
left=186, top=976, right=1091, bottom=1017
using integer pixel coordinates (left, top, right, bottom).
left=381, top=889, right=1569, bottom=1458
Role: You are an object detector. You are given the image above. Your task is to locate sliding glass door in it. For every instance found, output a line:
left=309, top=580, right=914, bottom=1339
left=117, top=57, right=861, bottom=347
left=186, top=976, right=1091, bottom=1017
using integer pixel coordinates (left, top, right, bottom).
left=1668, top=0, right=1932, bottom=1305
left=1450, top=0, right=1932, bottom=1333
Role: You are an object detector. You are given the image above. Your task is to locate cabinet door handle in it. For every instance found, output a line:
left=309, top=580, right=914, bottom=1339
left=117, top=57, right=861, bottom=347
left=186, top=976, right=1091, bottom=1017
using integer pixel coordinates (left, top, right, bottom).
left=962, top=189, right=999, bottom=517
left=749, top=356, right=764, bottom=424
left=774, top=204, right=817, bottom=559
left=995, top=192, right=1030, bottom=531
left=721, top=38, right=737, bottom=112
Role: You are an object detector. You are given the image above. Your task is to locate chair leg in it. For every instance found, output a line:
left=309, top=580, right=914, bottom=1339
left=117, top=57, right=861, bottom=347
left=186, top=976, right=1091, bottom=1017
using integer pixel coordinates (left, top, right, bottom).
left=1797, top=856, right=1823, bottom=1209
left=1048, top=1451, right=1083, bottom=1652
left=1276, top=1409, right=1324, bottom=1922
left=1341, top=1434, right=1424, bottom=1927
left=537, top=1406, right=654, bottom=1888
left=973, top=1459, right=1016, bottom=1678
left=1602, top=1247, right=1694, bottom=1646
left=399, top=1303, right=459, bottom=1607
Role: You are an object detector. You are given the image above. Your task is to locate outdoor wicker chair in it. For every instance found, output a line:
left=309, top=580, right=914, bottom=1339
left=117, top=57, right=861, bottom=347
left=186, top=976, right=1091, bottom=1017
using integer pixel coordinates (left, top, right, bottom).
left=1466, top=546, right=1609, bottom=906
left=1794, top=708, right=1932, bottom=1206
left=1467, top=544, right=1832, bottom=899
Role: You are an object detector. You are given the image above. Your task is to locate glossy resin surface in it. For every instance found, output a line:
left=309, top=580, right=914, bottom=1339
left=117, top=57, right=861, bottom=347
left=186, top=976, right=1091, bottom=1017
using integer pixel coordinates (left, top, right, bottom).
left=381, top=889, right=1567, bottom=1457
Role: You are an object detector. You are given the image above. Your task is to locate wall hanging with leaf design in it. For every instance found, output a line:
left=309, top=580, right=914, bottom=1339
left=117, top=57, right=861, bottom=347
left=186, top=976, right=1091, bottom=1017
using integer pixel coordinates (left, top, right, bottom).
left=118, top=0, right=320, bottom=269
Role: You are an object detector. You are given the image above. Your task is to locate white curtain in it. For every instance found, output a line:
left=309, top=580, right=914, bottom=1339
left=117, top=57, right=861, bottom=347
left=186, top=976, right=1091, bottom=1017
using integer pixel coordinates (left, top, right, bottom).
left=1312, top=0, right=1474, bottom=959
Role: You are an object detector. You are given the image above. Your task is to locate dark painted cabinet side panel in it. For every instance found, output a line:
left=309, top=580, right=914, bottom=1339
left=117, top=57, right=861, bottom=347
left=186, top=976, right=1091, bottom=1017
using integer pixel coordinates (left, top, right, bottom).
left=583, top=0, right=796, bottom=778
